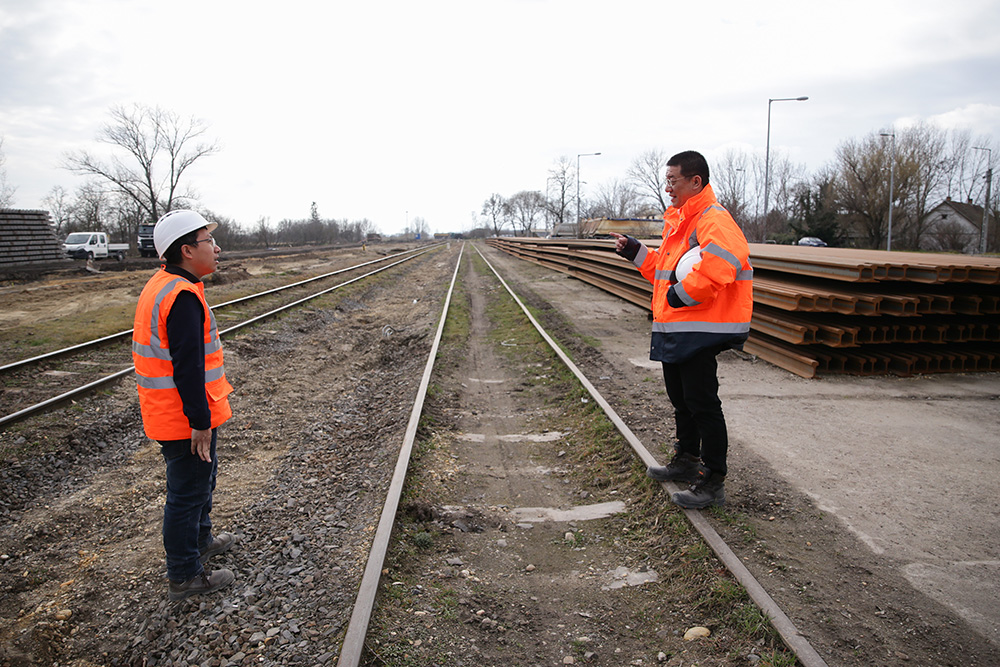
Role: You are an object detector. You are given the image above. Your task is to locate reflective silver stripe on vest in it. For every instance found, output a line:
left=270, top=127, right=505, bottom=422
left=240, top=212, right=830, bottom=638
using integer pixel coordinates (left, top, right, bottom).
left=632, top=244, right=648, bottom=268
left=654, top=269, right=674, bottom=281
left=136, top=374, right=176, bottom=389
left=736, top=268, right=754, bottom=281
left=702, top=242, right=741, bottom=272
left=652, top=320, right=751, bottom=334
left=135, top=277, right=188, bottom=362
left=135, top=363, right=227, bottom=390
left=673, top=282, right=701, bottom=307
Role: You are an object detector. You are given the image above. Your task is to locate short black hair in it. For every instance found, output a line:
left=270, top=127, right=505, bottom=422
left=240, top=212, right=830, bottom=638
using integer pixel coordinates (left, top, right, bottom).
left=667, top=150, right=710, bottom=186
left=163, top=228, right=205, bottom=265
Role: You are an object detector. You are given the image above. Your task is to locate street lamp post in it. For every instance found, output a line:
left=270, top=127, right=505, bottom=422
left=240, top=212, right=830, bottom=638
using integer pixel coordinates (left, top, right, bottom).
left=576, top=152, right=601, bottom=238
left=973, top=146, right=994, bottom=254
left=763, top=96, right=808, bottom=231
left=880, top=132, right=896, bottom=251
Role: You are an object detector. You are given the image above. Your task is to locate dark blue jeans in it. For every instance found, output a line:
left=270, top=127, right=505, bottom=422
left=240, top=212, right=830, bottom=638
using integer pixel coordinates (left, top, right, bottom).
left=159, top=430, right=217, bottom=582
left=661, top=348, right=728, bottom=477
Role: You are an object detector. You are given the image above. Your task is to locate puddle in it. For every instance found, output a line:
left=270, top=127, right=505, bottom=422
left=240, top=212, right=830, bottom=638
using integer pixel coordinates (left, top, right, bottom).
left=509, top=500, right=626, bottom=522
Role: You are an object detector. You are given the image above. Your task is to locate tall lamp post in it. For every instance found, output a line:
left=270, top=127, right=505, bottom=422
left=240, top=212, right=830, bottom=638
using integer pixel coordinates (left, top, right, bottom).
left=763, top=96, right=808, bottom=231
left=973, top=146, right=993, bottom=254
left=576, top=152, right=601, bottom=238
left=880, top=132, right=896, bottom=251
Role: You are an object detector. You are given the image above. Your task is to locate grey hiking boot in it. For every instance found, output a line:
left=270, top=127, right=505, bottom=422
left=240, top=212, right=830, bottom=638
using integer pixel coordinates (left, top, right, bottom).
left=671, top=472, right=726, bottom=509
left=168, top=568, right=235, bottom=601
left=647, top=452, right=705, bottom=483
left=200, top=532, right=236, bottom=564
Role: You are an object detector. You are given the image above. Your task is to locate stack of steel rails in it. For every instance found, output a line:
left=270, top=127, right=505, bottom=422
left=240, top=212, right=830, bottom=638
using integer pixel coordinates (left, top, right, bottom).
left=487, top=237, right=1000, bottom=378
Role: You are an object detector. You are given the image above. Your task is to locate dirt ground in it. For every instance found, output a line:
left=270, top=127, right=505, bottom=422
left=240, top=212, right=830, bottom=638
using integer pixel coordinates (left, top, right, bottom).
left=0, top=242, right=998, bottom=666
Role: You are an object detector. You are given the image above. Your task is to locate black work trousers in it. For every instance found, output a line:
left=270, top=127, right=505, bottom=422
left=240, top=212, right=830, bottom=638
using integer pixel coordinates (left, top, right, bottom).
left=661, top=347, right=728, bottom=476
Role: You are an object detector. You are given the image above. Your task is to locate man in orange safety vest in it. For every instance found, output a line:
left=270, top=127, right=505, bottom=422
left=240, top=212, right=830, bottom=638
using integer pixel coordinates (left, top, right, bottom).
left=611, top=151, right=752, bottom=509
left=133, top=210, right=237, bottom=600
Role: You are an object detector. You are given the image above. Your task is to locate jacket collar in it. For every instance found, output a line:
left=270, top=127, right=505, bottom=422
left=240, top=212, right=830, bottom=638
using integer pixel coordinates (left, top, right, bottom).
left=163, top=263, right=202, bottom=285
left=664, top=183, right=719, bottom=231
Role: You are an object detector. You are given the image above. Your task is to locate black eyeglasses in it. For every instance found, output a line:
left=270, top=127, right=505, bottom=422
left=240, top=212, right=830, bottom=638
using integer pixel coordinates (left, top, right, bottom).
left=188, top=235, right=216, bottom=247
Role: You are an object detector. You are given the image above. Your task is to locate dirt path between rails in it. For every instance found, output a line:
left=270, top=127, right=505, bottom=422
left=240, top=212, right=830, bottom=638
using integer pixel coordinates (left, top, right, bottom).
left=478, top=243, right=1000, bottom=666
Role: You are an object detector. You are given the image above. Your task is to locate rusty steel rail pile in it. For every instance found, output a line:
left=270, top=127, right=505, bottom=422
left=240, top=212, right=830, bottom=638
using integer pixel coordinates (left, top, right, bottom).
left=486, top=237, right=1000, bottom=378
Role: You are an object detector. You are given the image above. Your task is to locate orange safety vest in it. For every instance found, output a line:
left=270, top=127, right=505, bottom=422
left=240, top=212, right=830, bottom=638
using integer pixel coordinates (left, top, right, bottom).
left=628, top=184, right=753, bottom=362
left=132, top=268, right=233, bottom=440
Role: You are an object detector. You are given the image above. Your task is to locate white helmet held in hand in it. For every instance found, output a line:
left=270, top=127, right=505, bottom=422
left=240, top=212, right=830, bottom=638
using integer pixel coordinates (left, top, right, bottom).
left=675, top=245, right=702, bottom=281
left=153, top=210, right=218, bottom=259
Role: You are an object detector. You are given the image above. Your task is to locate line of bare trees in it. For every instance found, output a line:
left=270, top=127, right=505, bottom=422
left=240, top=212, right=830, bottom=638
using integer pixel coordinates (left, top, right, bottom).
left=3, top=104, right=384, bottom=252
left=478, top=125, right=998, bottom=252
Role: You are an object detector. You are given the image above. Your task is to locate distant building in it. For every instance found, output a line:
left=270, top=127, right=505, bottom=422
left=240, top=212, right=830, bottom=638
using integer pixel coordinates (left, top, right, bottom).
left=923, top=197, right=996, bottom=254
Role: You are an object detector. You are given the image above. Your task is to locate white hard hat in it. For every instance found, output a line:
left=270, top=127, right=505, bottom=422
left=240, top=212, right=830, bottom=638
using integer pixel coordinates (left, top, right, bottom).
left=153, top=210, right=218, bottom=259
left=675, top=245, right=702, bottom=281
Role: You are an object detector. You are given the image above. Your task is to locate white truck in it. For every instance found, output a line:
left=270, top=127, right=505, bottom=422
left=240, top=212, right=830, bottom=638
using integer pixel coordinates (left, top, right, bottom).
left=62, top=232, right=129, bottom=261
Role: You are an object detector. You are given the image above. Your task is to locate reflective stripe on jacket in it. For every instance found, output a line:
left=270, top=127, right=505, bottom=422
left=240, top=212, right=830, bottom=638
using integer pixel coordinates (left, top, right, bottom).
left=132, top=268, right=233, bottom=440
left=628, top=184, right=753, bottom=363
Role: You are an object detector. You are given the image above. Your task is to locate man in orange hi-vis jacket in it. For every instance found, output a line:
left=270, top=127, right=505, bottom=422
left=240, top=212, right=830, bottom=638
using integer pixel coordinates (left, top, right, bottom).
left=133, top=210, right=237, bottom=600
left=611, top=151, right=752, bottom=509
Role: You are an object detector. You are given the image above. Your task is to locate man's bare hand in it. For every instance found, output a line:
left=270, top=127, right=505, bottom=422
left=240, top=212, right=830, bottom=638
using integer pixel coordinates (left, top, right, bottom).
left=191, top=428, right=213, bottom=462
left=609, top=232, right=627, bottom=253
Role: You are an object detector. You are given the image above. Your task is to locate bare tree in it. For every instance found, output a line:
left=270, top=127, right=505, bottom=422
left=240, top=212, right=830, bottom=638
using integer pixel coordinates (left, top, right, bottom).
left=628, top=149, right=669, bottom=214
left=832, top=124, right=952, bottom=249
left=507, top=190, right=546, bottom=236
left=481, top=193, right=507, bottom=236
left=43, top=185, right=72, bottom=236
left=68, top=181, right=111, bottom=233
left=405, top=216, right=430, bottom=240
left=255, top=217, right=272, bottom=248
left=592, top=179, right=641, bottom=219
left=544, top=156, right=575, bottom=233
left=712, top=150, right=755, bottom=233
left=0, top=135, right=15, bottom=208
left=64, top=104, right=219, bottom=223
left=943, top=130, right=996, bottom=204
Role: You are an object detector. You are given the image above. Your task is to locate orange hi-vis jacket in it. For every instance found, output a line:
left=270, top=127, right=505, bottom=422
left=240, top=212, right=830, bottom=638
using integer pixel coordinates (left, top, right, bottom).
left=132, top=268, right=233, bottom=440
left=624, top=184, right=753, bottom=363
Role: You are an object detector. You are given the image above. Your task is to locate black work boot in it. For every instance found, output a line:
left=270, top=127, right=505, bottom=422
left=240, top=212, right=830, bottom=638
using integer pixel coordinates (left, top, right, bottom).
left=647, top=451, right=706, bottom=484
left=671, top=472, right=726, bottom=509
left=168, top=568, right=235, bottom=601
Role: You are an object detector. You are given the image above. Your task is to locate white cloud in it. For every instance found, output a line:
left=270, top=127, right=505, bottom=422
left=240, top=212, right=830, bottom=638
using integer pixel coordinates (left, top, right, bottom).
left=2, top=0, right=999, bottom=232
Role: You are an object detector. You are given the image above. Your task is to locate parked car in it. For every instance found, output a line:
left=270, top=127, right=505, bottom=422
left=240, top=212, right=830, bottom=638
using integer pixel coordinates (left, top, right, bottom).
left=63, top=232, right=129, bottom=260
left=797, top=236, right=828, bottom=247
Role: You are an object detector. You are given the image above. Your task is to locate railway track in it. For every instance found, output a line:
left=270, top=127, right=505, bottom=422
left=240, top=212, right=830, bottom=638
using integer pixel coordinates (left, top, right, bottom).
left=6, top=242, right=992, bottom=665
left=0, top=245, right=436, bottom=428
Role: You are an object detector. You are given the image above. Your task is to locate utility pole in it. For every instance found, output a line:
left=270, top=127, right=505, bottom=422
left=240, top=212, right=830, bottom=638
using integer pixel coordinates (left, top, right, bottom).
left=881, top=132, right=896, bottom=251
left=974, top=146, right=993, bottom=254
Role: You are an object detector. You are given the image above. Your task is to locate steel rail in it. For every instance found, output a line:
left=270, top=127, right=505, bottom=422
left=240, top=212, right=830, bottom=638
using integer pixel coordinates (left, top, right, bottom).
left=0, top=249, right=436, bottom=429
left=336, top=244, right=465, bottom=667
left=473, top=244, right=830, bottom=667
left=0, top=245, right=434, bottom=374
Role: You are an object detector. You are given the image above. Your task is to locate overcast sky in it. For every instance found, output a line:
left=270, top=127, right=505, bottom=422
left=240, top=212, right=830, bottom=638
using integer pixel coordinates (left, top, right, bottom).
left=2, top=0, right=999, bottom=236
